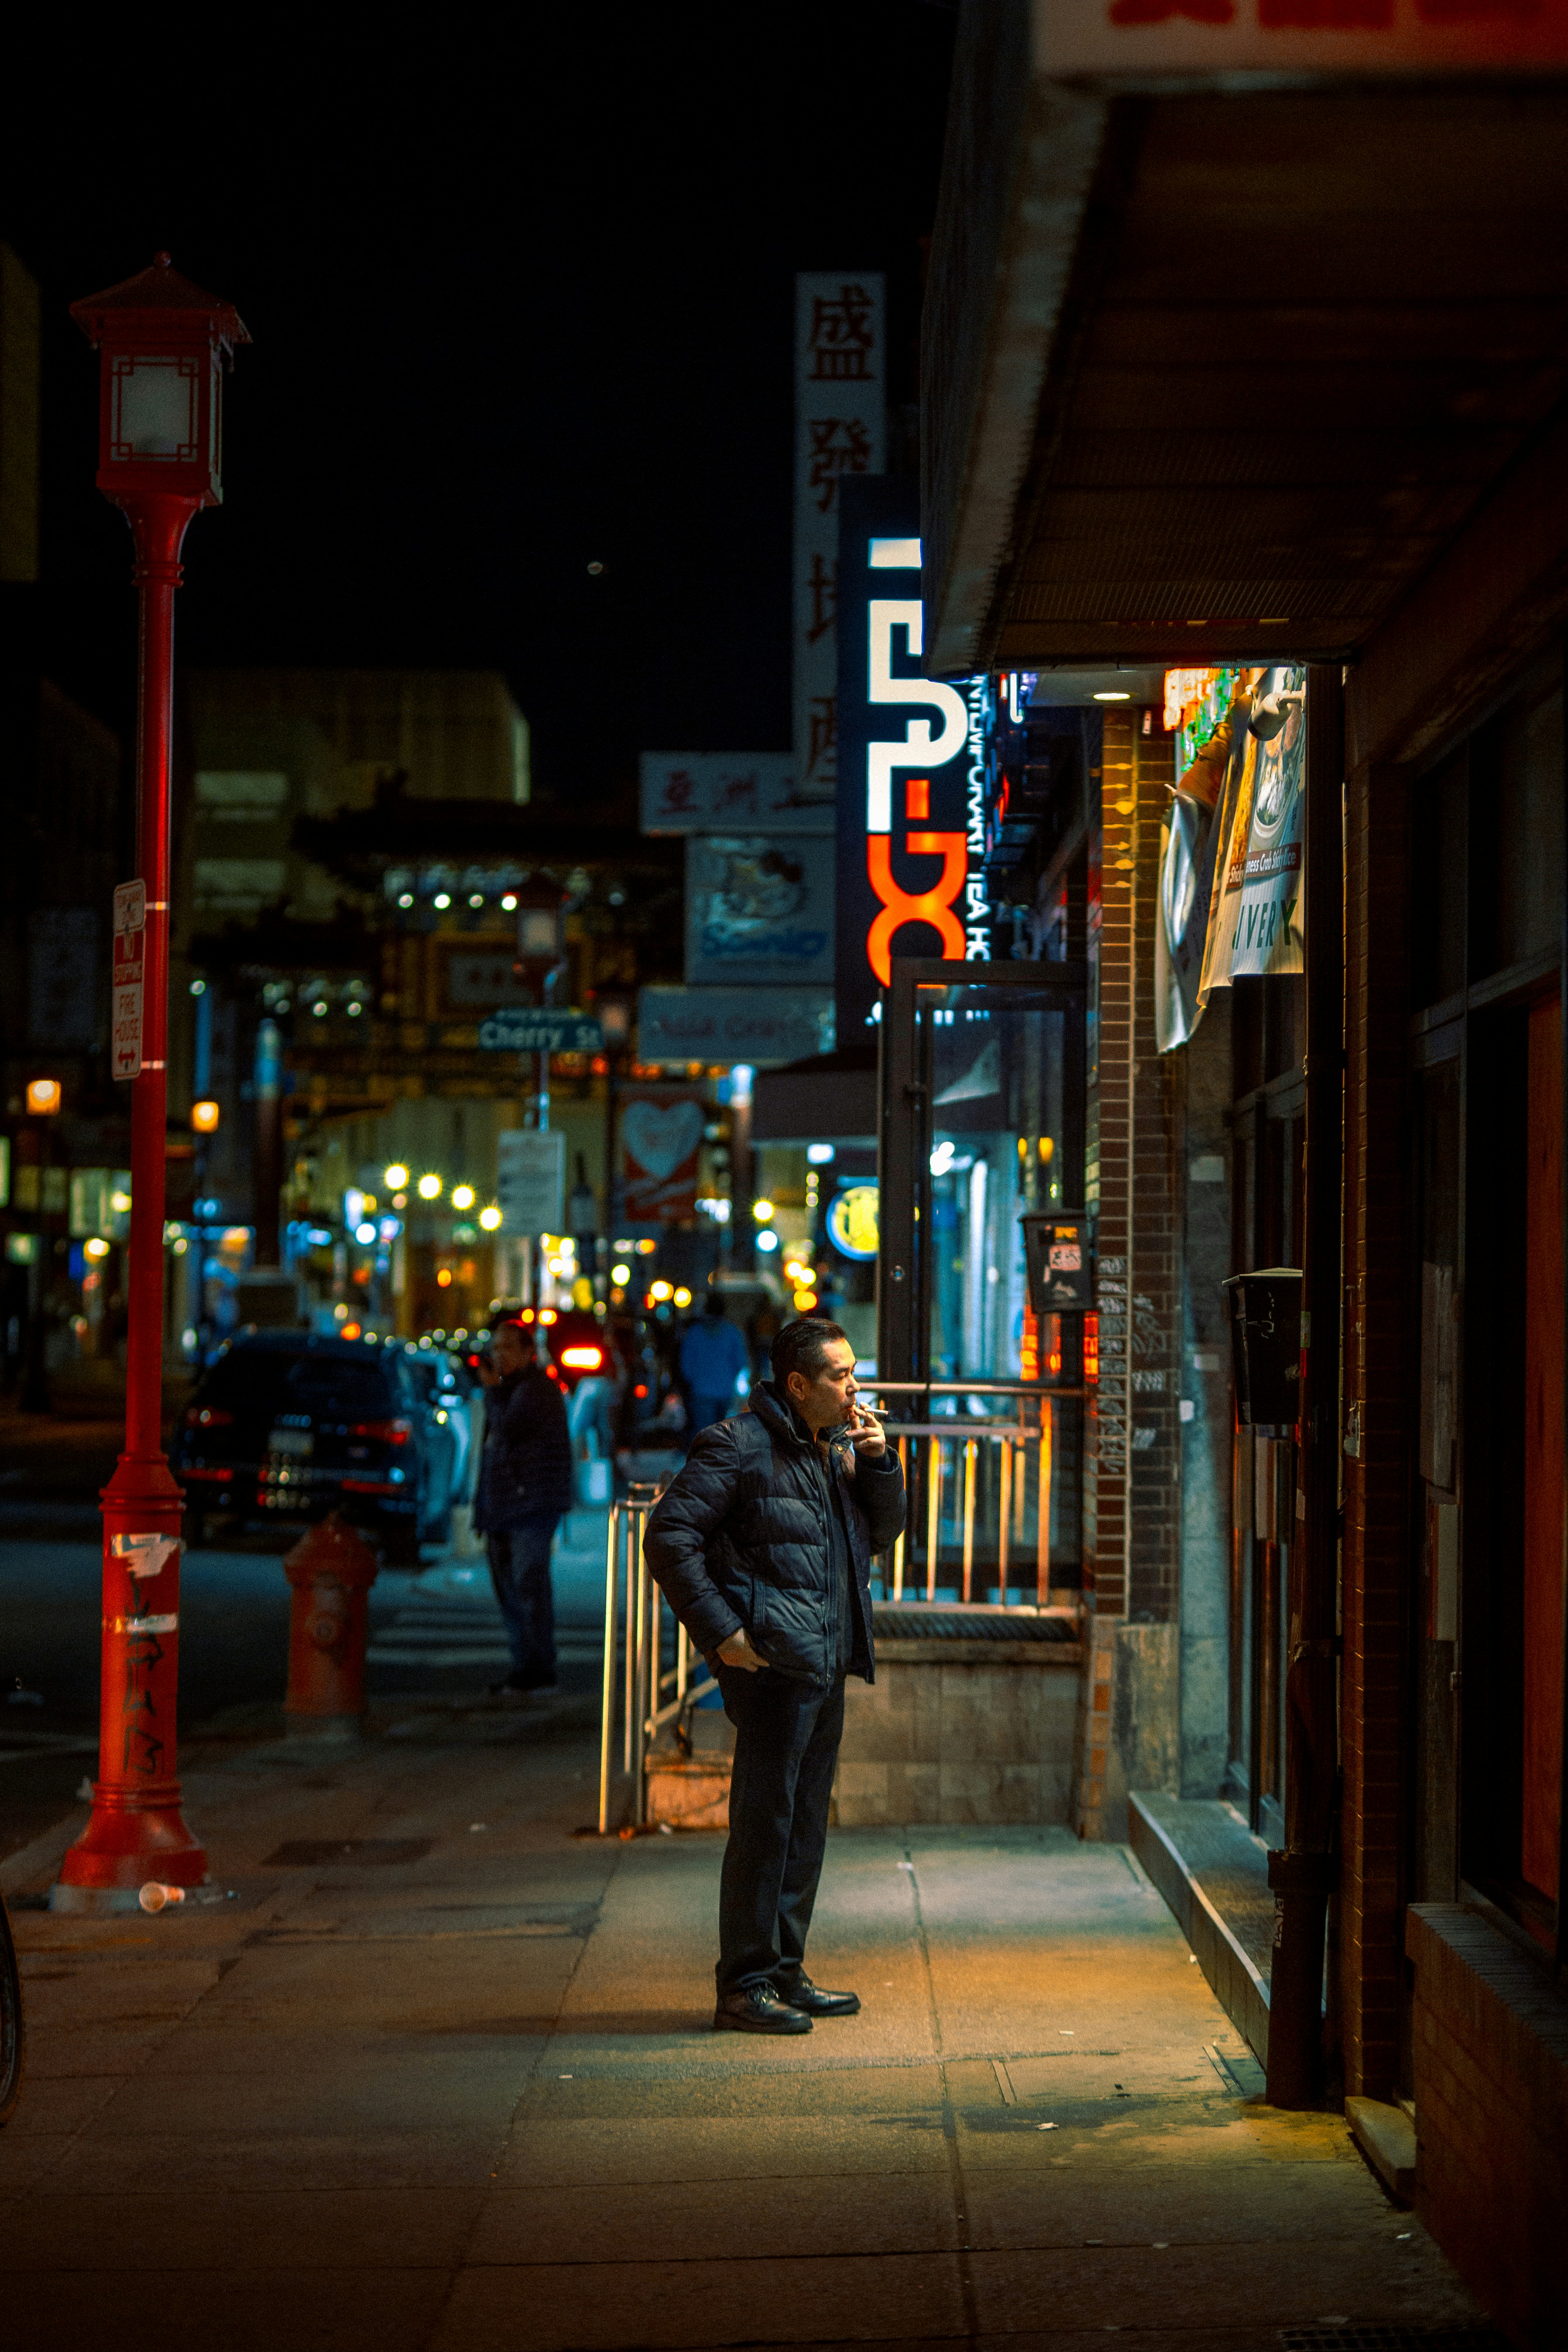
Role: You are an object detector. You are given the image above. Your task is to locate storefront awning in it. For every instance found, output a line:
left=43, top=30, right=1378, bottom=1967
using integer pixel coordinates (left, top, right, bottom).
left=922, top=3, right=1568, bottom=676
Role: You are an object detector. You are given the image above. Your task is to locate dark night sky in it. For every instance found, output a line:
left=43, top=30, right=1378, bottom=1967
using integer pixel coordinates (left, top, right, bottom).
left=3, top=9, right=954, bottom=818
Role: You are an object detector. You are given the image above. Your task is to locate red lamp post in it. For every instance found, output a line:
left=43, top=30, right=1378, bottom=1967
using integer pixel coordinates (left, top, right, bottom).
left=54, top=255, right=249, bottom=1913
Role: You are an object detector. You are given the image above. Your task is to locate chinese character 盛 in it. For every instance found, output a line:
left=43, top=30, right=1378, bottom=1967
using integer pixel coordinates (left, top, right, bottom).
left=809, top=284, right=877, bottom=381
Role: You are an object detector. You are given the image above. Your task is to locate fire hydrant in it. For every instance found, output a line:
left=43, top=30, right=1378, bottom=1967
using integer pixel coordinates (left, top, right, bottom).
left=282, top=1513, right=379, bottom=1732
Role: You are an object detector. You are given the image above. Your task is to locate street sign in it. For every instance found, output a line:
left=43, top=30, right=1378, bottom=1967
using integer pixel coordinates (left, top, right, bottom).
left=478, top=1010, right=603, bottom=1055
left=496, top=1130, right=566, bottom=1236
left=111, top=879, right=146, bottom=1082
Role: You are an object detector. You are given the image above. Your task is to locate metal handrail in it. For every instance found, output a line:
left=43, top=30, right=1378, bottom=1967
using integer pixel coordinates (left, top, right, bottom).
left=597, top=1481, right=716, bottom=1834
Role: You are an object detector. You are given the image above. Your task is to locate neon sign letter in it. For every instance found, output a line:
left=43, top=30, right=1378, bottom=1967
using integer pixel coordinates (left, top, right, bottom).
left=865, top=598, right=971, bottom=978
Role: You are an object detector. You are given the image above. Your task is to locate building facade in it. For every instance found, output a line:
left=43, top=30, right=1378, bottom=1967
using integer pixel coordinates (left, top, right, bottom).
left=921, top=9, right=1568, bottom=2339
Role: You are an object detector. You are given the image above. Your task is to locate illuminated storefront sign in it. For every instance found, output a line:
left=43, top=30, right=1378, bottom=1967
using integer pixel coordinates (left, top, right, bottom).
left=836, top=478, right=989, bottom=1038
left=827, top=1183, right=879, bottom=1261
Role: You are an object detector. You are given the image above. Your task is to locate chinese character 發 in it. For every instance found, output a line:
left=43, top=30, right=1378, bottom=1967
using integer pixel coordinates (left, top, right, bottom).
left=808, top=284, right=878, bottom=381
left=807, top=417, right=872, bottom=515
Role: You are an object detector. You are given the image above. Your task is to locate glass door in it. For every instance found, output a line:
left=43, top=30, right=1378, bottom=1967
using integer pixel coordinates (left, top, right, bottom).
left=875, top=960, right=1088, bottom=1606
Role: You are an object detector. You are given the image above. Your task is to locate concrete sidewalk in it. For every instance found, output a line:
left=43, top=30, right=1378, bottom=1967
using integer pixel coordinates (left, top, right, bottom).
left=0, top=1695, right=1487, bottom=2352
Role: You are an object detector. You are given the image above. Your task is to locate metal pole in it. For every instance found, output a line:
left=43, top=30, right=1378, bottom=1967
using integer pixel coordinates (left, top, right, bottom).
left=892, top=1437, right=908, bottom=1600
left=999, top=1438, right=1012, bottom=1601
left=926, top=1439, right=942, bottom=1602
left=58, top=497, right=206, bottom=1909
left=631, top=1528, right=649, bottom=1825
left=1036, top=1398, right=1053, bottom=1607
left=622, top=1510, right=637, bottom=1777
left=961, top=1439, right=977, bottom=1603
left=597, top=1503, right=621, bottom=1835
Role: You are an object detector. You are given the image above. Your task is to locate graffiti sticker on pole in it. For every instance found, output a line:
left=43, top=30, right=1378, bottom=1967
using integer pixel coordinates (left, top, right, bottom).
left=111, top=880, right=145, bottom=1082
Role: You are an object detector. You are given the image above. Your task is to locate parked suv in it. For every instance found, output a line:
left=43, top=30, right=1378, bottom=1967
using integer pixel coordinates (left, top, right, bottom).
left=173, top=1332, right=443, bottom=1561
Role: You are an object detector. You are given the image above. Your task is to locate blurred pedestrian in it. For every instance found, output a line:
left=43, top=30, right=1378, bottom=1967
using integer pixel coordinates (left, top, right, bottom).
left=646, top=1318, right=905, bottom=2034
left=474, top=1318, right=573, bottom=1697
left=679, top=1294, right=749, bottom=1434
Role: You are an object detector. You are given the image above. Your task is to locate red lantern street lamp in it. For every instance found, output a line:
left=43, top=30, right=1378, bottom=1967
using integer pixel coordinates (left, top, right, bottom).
left=54, top=255, right=249, bottom=1913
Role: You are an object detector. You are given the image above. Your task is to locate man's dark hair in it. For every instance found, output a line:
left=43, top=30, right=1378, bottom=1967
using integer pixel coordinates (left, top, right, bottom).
left=770, top=1317, right=848, bottom=1389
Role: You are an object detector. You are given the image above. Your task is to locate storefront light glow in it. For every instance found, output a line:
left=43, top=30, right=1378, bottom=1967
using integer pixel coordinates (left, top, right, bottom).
left=417, top=1173, right=442, bottom=1200
left=478, top=1205, right=502, bottom=1231
left=756, top=1229, right=780, bottom=1253
left=806, top=1143, right=835, bottom=1164
left=384, top=1164, right=409, bottom=1190
left=451, top=1184, right=476, bottom=1211
left=355, top=1222, right=377, bottom=1245
left=611, top=1261, right=631, bottom=1284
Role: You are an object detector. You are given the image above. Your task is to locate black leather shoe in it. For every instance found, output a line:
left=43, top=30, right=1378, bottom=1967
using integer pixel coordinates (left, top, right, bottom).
left=714, top=1985, right=813, bottom=2035
left=777, top=1974, right=861, bottom=2017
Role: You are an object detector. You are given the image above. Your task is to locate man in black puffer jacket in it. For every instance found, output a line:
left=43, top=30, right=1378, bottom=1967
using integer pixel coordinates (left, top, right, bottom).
left=645, top=1317, right=904, bottom=2034
left=474, top=1318, right=574, bottom=1698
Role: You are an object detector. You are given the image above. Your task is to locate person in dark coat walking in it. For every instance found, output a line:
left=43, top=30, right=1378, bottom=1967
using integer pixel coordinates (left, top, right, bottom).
left=474, top=1318, right=573, bottom=1697
left=645, top=1317, right=905, bottom=2034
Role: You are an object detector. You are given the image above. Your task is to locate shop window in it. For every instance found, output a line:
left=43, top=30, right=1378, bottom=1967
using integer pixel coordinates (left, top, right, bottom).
left=1460, top=995, right=1565, bottom=1943
left=1521, top=998, right=1563, bottom=1906
left=1472, top=659, right=1565, bottom=982
left=1412, top=750, right=1467, bottom=1009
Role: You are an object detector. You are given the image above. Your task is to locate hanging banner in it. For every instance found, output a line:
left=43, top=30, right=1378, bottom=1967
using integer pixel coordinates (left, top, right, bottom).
left=1229, top=667, right=1307, bottom=980
left=684, top=834, right=835, bottom=986
left=1154, top=690, right=1240, bottom=1051
left=619, top=1088, right=705, bottom=1225
left=794, top=272, right=885, bottom=810
left=1196, top=664, right=1307, bottom=1006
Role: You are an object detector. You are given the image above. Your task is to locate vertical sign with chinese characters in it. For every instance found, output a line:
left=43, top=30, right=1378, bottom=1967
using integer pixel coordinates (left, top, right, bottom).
left=794, top=273, right=885, bottom=810
left=111, top=880, right=146, bottom=1082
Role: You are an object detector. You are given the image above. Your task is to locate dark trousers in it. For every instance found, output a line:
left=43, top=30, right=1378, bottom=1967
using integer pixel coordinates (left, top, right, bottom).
left=715, top=1663, right=846, bottom=1995
left=486, top=1514, right=560, bottom=1685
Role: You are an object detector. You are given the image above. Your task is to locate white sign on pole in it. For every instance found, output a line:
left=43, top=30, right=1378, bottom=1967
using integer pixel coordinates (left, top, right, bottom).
left=639, top=752, right=825, bottom=836
left=496, top=1130, right=565, bottom=1238
left=793, top=272, right=885, bottom=809
left=111, top=880, right=146, bottom=1083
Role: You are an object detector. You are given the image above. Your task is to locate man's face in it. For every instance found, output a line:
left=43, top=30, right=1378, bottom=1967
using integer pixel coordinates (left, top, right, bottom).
left=491, top=1322, right=529, bottom=1377
left=786, top=1337, right=857, bottom=1435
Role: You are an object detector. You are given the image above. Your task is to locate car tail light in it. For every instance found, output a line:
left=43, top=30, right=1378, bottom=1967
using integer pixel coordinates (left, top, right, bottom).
left=559, top=1346, right=604, bottom=1370
left=179, top=1465, right=234, bottom=1482
left=340, top=1476, right=401, bottom=1495
left=183, top=1406, right=235, bottom=1428
left=349, top=1418, right=412, bottom=1445
left=634, top=1384, right=648, bottom=1399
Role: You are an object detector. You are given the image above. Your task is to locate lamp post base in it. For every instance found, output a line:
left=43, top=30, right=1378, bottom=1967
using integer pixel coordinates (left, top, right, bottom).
left=55, top=1451, right=206, bottom=1902
left=52, top=1779, right=208, bottom=1902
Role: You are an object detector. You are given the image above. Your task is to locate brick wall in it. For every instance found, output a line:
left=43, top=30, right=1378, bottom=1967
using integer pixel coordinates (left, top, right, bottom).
left=1078, top=708, right=1184, bottom=1838
left=1091, top=708, right=1136, bottom=1620
left=1128, top=715, right=1182, bottom=1625
left=1341, top=761, right=1413, bottom=2098
left=1406, top=1903, right=1568, bottom=2348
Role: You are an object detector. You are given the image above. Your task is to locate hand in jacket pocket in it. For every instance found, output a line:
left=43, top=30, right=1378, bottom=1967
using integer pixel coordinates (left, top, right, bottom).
left=717, top=1627, right=765, bottom=1673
